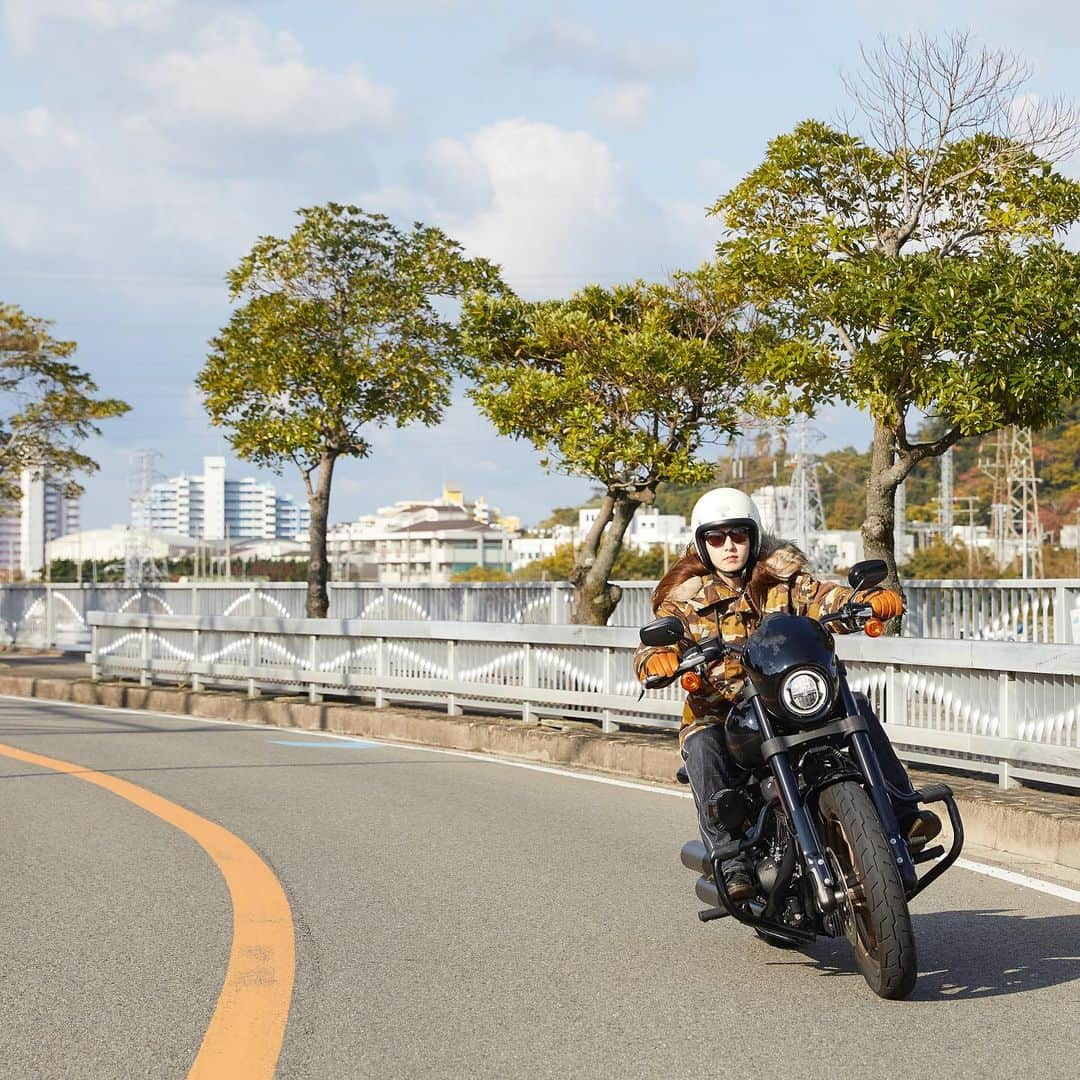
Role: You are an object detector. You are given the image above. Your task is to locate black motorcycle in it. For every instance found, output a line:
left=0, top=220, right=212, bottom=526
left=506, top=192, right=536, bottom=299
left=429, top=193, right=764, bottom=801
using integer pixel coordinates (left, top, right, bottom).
left=640, top=559, right=964, bottom=999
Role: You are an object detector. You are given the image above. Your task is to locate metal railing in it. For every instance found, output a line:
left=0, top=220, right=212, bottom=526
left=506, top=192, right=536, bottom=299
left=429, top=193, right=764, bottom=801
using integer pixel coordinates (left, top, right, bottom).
left=8, top=577, right=1080, bottom=648
left=88, top=613, right=1080, bottom=791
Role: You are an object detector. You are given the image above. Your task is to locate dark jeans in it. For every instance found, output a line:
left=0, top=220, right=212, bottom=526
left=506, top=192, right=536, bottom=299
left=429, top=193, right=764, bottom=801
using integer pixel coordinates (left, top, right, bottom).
left=681, top=693, right=914, bottom=858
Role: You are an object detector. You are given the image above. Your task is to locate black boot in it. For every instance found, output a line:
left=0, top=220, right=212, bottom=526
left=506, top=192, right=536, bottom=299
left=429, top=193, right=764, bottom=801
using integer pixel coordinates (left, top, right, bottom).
left=720, top=857, right=755, bottom=902
left=902, top=809, right=942, bottom=851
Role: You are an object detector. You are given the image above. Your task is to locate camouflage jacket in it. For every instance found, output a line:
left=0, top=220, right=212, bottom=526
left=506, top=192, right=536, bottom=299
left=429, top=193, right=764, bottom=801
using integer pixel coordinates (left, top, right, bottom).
left=633, top=539, right=856, bottom=730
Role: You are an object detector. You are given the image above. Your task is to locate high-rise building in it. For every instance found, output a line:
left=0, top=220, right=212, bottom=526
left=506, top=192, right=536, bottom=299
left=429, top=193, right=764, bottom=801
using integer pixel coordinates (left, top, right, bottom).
left=0, top=469, right=81, bottom=579
left=132, top=456, right=309, bottom=541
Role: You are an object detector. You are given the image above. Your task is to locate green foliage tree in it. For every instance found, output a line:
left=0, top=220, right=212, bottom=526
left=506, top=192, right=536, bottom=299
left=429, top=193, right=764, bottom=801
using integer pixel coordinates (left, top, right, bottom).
left=899, top=538, right=989, bottom=580
left=450, top=565, right=512, bottom=582
left=463, top=264, right=805, bottom=623
left=712, top=34, right=1080, bottom=589
left=197, top=204, right=504, bottom=616
left=1, top=303, right=129, bottom=500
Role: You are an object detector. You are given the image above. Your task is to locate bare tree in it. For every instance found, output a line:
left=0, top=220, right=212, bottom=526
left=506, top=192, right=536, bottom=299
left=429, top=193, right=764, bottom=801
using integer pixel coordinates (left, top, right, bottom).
left=839, top=32, right=1080, bottom=259
left=715, top=33, right=1080, bottom=590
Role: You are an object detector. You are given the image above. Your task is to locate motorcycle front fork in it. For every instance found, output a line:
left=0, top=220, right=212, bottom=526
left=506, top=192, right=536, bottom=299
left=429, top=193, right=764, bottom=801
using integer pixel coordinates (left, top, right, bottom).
left=749, top=686, right=919, bottom=914
left=751, top=694, right=839, bottom=915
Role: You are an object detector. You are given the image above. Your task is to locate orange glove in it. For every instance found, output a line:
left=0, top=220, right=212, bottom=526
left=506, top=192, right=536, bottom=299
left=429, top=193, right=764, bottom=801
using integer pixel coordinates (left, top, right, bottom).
left=641, top=650, right=679, bottom=680
left=868, top=589, right=904, bottom=619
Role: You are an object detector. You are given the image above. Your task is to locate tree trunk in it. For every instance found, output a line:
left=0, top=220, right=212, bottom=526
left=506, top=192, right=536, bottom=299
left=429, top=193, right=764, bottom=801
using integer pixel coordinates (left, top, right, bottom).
left=305, top=454, right=336, bottom=618
left=862, top=420, right=903, bottom=587
left=568, top=493, right=639, bottom=625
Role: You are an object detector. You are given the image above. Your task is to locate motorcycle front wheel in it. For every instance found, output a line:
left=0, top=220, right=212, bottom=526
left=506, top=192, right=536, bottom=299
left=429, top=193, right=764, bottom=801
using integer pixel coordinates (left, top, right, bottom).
left=817, top=780, right=917, bottom=999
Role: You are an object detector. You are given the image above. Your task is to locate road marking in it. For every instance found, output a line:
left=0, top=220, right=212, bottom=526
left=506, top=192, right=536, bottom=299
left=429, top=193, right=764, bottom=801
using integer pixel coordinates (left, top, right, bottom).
left=955, top=857, right=1080, bottom=904
left=269, top=738, right=381, bottom=749
left=0, top=738, right=295, bottom=1080
left=3, top=693, right=1078, bottom=906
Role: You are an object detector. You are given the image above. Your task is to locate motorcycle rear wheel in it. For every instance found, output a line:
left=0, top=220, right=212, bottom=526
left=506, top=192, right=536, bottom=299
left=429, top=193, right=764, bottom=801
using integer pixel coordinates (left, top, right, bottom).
left=817, top=780, right=917, bottom=999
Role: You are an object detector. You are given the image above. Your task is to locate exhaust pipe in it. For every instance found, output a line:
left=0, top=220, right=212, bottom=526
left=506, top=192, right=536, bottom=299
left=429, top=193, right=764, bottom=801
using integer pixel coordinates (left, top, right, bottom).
left=681, top=839, right=711, bottom=876
left=695, top=875, right=720, bottom=907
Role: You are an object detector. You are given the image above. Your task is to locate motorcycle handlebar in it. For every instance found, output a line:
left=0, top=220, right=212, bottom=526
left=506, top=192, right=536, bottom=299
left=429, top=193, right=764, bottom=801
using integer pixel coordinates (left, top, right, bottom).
left=640, top=604, right=881, bottom=692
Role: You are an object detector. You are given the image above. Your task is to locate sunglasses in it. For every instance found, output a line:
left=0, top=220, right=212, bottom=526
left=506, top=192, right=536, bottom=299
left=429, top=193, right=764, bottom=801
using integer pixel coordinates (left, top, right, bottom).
left=705, top=528, right=750, bottom=547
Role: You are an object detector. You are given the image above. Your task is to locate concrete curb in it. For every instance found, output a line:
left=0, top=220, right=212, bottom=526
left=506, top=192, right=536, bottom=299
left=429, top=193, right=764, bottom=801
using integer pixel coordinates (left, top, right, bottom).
left=3, top=673, right=1078, bottom=874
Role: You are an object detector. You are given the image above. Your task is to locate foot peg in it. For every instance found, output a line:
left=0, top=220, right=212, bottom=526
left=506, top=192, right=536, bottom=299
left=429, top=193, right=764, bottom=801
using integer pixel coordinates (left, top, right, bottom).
left=698, top=906, right=730, bottom=922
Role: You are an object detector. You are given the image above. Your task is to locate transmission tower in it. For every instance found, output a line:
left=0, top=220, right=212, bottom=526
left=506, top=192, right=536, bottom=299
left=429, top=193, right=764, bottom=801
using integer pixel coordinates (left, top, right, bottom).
left=980, top=427, right=1044, bottom=577
left=787, top=421, right=829, bottom=572
left=126, top=449, right=165, bottom=586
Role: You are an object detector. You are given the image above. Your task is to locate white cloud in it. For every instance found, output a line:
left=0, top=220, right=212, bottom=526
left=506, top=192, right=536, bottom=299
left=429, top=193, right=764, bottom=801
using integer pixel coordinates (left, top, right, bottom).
left=2, top=0, right=175, bottom=51
left=364, top=119, right=720, bottom=298
left=512, top=18, right=691, bottom=81
left=592, top=82, right=654, bottom=128
left=142, top=11, right=397, bottom=134
left=425, top=119, right=628, bottom=292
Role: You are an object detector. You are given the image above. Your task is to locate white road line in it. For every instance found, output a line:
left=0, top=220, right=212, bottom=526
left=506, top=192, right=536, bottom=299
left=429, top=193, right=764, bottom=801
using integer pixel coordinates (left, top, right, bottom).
left=954, top=858, right=1080, bottom=904
left=3, top=693, right=1078, bottom=905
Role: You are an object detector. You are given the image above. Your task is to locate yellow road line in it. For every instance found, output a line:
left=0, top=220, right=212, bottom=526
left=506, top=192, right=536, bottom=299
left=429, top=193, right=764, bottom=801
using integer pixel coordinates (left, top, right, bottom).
left=0, top=741, right=295, bottom=1079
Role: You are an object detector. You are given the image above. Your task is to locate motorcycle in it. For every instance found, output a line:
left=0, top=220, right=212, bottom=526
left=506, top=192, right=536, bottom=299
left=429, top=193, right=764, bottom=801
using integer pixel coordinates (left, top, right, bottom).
left=640, top=559, right=964, bottom=999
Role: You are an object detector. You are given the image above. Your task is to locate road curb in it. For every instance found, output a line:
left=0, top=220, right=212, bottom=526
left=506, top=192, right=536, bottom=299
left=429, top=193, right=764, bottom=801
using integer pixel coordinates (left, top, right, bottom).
left=4, top=672, right=1078, bottom=873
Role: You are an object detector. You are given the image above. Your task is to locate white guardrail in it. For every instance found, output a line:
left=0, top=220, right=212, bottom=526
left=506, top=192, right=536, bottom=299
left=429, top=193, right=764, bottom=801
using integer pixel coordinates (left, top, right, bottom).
left=88, top=613, right=1080, bottom=792
left=10, top=578, right=1080, bottom=648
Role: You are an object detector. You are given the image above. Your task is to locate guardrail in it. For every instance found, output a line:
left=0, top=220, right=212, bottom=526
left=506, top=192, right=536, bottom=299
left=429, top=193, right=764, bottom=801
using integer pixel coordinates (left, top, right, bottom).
left=11, top=577, right=1080, bottom=647
left=88, top=613, right=1080, bottom=791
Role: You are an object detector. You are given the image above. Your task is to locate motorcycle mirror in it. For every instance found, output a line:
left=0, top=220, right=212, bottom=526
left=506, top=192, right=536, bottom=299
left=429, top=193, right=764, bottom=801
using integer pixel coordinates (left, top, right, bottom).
left=639, top=616, right=684, bottom=647
left=847, top=559, right=888, bottom=592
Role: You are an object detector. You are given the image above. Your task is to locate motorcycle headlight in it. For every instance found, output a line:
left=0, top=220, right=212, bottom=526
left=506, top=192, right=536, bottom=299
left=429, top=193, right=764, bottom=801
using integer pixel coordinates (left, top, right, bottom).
left=780, top=668, right=831, bottom=718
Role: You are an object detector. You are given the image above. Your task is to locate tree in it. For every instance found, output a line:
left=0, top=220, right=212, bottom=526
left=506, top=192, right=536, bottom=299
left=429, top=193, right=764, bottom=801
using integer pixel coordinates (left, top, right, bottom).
left=463, top=264, right=803, bottom=624
left=1, top=303, right=129, bottom=500
left=198, top=204, right=504, bottom=617
left=712, top=33, right=1080, bottom=588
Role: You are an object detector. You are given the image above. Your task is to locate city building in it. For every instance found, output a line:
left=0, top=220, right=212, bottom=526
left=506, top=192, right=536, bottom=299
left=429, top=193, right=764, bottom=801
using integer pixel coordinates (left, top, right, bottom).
left=326, top=486, right=517, bottom=583
left=132, top=456, right=310, bottom=541
left=510, top=506, right=691, bottom=571
left=0, top=468, right=80, bottom=580
left=47, top=526, right=223, bottom=565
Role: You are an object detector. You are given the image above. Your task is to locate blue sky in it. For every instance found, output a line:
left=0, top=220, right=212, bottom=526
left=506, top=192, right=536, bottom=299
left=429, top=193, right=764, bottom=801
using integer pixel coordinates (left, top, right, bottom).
left=2, top=1, right=1079, bottom=528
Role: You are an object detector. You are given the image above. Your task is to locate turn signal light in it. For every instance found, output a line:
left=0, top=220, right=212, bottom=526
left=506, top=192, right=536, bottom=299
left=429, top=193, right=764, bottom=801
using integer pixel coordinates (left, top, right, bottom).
left=681, top=672, right=704, bottom=692
left=864, top=618, right=885, bottom=638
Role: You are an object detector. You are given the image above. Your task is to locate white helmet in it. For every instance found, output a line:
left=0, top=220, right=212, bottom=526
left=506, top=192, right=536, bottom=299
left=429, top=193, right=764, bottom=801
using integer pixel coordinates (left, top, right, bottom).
left=690, top=487, right=763, bottom=566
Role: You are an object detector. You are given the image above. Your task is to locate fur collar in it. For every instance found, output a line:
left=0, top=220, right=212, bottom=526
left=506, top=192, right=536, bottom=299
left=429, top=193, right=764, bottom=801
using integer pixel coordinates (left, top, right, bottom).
left=651, top=535, right=810, bottom=614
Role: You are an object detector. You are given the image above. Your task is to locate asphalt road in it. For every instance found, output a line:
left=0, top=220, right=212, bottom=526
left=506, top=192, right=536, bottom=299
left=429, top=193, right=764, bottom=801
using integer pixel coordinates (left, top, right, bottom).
left=0, top=696, right=1077, bottom=1080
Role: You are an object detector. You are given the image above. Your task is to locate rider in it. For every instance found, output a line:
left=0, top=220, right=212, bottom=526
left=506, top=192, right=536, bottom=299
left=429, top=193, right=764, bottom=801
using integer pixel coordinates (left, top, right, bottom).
left=633, top=487, right=940, bottom=900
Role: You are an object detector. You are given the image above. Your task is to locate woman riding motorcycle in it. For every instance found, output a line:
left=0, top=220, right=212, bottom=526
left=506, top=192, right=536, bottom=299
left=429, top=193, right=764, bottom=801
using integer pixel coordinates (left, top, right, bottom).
left=633, top=488, right=940, bottom=900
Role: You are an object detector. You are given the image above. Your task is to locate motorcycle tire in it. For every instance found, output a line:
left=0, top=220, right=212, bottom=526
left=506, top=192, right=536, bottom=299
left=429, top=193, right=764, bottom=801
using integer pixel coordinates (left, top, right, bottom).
left=817, top=780, right=917, bottom=1000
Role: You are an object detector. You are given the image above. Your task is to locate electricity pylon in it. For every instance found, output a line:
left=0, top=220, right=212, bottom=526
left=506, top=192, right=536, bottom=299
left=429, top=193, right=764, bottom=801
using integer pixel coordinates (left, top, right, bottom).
left=125, top=449, right=165, bottom=586
left=981, top=427, right=1044, bottom=577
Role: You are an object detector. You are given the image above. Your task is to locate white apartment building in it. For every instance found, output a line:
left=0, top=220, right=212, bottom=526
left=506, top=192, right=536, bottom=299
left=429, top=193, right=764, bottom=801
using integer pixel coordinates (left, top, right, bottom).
left=326, top=487, right=516, bottom=583
left=511, top=506, right=691, bottom=571
left=0, top=469, right=80, bottom=579
left=132, top=456, right=310, bottom=541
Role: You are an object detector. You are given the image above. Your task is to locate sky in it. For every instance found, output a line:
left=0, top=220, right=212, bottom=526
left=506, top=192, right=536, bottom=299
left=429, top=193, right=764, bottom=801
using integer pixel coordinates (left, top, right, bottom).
left=3, top=1, right=1080, bottom=529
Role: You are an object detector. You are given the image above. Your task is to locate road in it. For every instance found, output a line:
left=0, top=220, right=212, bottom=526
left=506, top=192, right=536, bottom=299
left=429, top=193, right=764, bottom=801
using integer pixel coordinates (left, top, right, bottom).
left=0, top=695, right=1076, bottom=1079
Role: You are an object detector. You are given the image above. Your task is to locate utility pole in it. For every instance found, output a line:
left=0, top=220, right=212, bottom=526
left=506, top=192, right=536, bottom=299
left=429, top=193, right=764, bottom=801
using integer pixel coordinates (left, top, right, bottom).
left=939, top=448, right=954, bottom=541
left=894, top=480, right=907, bottom=564
left=955, top=496, right=979, bottom=577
